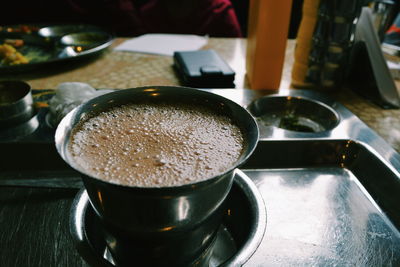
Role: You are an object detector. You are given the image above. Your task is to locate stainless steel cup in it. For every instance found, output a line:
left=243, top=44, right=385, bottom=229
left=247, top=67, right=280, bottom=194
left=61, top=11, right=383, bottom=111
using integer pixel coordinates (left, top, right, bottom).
left=55, top=86, right=259, bottom=266
left=0, top=80, right=34, bottom=128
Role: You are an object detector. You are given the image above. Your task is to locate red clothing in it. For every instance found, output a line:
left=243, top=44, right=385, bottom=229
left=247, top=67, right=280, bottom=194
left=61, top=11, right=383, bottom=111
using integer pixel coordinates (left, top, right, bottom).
left=134, top=0, right=243, bottom=37
left=2, top=0, right=242, bottom=37
left=68, top=0, right=242, bottom=37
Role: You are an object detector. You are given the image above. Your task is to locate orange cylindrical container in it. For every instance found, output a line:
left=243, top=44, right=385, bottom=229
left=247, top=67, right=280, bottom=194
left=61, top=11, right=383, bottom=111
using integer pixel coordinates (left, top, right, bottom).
left=246, top=0, right=293, bottom=90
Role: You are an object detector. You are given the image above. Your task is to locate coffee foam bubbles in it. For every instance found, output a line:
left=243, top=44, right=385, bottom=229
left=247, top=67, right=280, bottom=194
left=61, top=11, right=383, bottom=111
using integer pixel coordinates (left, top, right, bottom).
left=69, top=102, right=244, bottom=187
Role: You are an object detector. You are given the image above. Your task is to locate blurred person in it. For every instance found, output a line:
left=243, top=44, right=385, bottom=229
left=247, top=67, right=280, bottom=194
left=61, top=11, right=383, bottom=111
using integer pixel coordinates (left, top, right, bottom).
left=384, top=12, right=400, bottom=46
left=1, top=0, right=242, bottom=37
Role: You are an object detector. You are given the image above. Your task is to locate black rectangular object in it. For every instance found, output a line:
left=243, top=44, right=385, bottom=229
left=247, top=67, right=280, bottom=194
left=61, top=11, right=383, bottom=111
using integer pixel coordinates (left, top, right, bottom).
left=173, top=49, right=235, bottom=88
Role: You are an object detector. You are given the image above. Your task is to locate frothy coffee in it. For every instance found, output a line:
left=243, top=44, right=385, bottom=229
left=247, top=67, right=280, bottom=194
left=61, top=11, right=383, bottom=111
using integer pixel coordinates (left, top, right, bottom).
left=69, top=102, right=244, bottom=187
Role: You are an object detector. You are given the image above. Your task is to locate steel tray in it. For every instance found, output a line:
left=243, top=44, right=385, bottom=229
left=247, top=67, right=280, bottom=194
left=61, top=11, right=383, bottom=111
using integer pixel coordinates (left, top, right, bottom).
left=215, top=89, right=400, bottom=266
left=0, top=88, right=399, bottom=266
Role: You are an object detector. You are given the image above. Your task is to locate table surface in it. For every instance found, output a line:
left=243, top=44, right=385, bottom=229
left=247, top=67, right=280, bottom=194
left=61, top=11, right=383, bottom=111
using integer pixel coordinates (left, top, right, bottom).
left=1, top=37, right=400, bottom=267
left=3, top=37, right=400, bottom=153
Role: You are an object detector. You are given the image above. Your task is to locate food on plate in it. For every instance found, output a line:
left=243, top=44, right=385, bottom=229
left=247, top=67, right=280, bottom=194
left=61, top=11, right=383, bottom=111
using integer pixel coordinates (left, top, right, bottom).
left=4, top=39, right=24, bottom=48
left=0, top=25, right=39, bottom=34
left=0, top=43, right=29, bottom=65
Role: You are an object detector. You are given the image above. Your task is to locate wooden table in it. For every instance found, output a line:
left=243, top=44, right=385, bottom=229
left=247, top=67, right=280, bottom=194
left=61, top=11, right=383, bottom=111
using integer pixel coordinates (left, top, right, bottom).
left=3, top=38, right=400, bottom=152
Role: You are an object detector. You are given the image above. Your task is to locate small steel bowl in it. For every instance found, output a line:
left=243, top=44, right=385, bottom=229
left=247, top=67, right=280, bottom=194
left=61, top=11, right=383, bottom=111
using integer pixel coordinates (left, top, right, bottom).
left=0, top=80, right=34, bottom=128
left=60, top=32, right=112, bottom=48
left=249, top=95, right=340, bottom=133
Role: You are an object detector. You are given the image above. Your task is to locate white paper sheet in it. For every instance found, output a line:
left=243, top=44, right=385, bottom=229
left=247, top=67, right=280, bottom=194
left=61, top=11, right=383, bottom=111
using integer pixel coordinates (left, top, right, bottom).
left=114, top=34, right=208, bottom=56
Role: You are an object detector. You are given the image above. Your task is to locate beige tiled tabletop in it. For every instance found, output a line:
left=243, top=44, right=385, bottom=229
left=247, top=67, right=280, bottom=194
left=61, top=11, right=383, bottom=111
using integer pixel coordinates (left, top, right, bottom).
left=2, top=38, right=400, bottom=152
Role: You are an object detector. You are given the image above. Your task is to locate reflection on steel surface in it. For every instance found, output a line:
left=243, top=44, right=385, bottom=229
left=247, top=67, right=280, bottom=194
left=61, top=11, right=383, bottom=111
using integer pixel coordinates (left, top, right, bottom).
left=245, top=168, right=399, bottom=266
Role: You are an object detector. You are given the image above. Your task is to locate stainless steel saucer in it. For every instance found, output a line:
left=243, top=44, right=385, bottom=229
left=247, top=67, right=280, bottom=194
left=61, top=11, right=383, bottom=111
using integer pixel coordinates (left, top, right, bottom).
left=70, top=169, right=266, bottom=267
